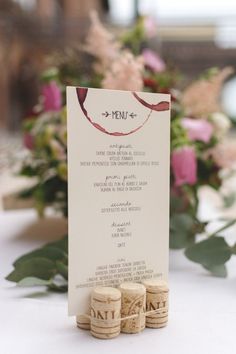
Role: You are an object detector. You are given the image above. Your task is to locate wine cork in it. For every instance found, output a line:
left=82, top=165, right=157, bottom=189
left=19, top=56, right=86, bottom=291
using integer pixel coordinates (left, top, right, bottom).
left=143, top=279, right=169, bottom=328
left=76, top=314, right=90, bottom=330
left=90, top=287, right=121, bottom=339
left=119, top=282, right=146, bottom=334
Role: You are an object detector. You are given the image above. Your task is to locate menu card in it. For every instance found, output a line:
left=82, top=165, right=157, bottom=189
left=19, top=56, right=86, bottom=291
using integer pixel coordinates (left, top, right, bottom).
left=67, top=87, right=170, bottom=315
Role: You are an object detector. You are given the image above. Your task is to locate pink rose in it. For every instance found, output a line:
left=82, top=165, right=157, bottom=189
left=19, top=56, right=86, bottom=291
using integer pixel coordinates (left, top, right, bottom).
left=142, top=49, right=166, bottom=73
left=181, top=117, right=213, bottom=143
left=171, top=146, right=197, bottom=186
left=42, top=81, right=62, bottom=112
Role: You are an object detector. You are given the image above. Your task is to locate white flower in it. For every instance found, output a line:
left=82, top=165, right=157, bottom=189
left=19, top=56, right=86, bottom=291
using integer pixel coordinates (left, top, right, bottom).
left=210, top=112, right=231, bottom=138
left=210, top=141, right=236, bottom=169
left=50, top=139, right=66, bottom=161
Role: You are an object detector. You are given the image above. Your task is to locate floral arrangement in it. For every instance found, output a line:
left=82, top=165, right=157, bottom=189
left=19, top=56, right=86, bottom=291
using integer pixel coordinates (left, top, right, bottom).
left=6, top=13, right=236, bottom=291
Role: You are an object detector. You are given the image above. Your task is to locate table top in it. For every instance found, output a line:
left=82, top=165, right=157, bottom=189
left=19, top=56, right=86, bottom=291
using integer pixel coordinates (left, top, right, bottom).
left=1, top=208, right=236, bottom=354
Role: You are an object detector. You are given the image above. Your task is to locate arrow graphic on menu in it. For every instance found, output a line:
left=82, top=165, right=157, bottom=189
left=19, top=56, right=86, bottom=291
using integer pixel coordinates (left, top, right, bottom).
left=102, top=111, right=110, bottom=117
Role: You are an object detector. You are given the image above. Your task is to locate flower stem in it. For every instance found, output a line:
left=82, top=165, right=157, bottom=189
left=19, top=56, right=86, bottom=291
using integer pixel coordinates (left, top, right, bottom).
left=208, top=218, right=236, bottom=238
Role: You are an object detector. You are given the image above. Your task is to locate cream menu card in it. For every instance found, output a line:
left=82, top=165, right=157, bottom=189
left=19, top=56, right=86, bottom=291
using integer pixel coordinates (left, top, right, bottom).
left=67, top=87, right=170, bottom=315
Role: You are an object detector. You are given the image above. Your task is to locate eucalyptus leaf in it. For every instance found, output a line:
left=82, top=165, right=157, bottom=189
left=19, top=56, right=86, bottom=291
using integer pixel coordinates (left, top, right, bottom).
left=203, top=264, right=227, bottom=278
left=170, top=230, right=191, bottom=249
left=6, top=258, right=56, bottom=282
left=45, top=235, right=68, bottom=253
left=222, top=193, right=236, bottom=209
left=185, top=236, right=231, bottom=267
left=170, top=195, right=186, bottom=213
left=231, top=243, right=236, bottom=255
left=170, top=213, right=195, bottom=249
left=48, top=282, right=68, bottom=293
left=18, top=277, right=52, bottom=287
left=56, top=261, right=68, bottom=280
left=14, top=246, right=66, bottom=267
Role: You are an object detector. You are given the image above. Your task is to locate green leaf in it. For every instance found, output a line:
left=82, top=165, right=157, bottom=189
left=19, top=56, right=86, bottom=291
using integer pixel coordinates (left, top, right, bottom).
left=41, top=67, right=59, bottom=83
left=45, top=235, right=68, bottom=253
left=49, top=285, right=67, bottom=293
left=231, top=243, right=236, bottom=255
left=18, top=185, right=38, bottom=199
left=170, top=195, right=186, bottom=213
left=170, top=213, right=195, bottom=249
left=222, top=193, right=236, bottom=208
left=56, top=261, right=68, bottom=280
left=19, top=165, right=39, bottom=177
left=6, top=258, right=56, bottom=282
left=48, top=282, right=68, bottom=293
left=18, top=277, right=51, bottom=287
left=185, top=236, right=231, bottom=267
left=203, top=264, right=227, bottom=278
left=14, top=246, right=66, bottom=267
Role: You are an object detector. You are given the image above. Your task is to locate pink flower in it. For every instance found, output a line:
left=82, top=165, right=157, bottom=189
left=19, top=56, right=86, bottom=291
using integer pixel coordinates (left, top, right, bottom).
left=171, top=146, right=197, bottom=186
left=143, top=17, right=158, bottom=38
left=181, top=117, right=213, bottom=143
left=142, top=49, right=165, bottom=73
left=102, top=51, right=144, bottom=91
left=42, top=81, right=62, bottom=112
left=182, top=67, right=233, bottom=117
left=23, top=132, right=34, bottom=150
left=84, top=11, right=120, bottom=73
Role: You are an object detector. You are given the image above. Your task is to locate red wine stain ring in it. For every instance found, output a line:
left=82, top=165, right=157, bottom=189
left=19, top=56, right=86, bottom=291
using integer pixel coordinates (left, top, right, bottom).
left=76, top=87, right=169, bottom=136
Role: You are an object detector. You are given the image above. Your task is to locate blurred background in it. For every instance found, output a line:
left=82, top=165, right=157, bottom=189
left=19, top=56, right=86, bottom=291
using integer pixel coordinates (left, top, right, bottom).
left=1, top=0, right=236, bottom=208
left=1, top=0, right=236, bottom=131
